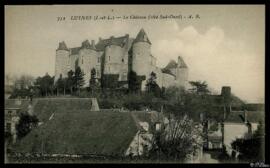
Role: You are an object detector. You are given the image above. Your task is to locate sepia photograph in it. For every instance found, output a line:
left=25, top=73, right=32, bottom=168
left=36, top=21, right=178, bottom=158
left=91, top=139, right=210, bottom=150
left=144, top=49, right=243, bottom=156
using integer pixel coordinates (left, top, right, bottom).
left=4, top=5, right=266, bottom=164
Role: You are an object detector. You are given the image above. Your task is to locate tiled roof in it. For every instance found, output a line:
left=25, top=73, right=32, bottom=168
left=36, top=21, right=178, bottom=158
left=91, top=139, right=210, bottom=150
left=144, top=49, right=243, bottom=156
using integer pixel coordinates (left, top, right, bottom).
left=133, top=28, right=151, bottom=45
left=57, top=41, right=69, bottom=51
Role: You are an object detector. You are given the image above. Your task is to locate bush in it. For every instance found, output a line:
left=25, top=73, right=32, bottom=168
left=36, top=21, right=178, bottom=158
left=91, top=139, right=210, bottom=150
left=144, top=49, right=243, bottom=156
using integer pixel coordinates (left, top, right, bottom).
left=16, top=113, right=39, bottom=139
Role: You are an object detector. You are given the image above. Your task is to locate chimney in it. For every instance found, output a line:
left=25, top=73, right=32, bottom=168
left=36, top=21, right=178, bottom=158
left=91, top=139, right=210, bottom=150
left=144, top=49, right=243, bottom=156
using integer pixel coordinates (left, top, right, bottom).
left=110, top=36, right=114, bottom=39
left=244, top=109, right=247, bottom=123
left=99, top=37, right=102, bottom=41
left=221, top=86, right=231, bottom=113
left=91, top=40, right=95, bottom=46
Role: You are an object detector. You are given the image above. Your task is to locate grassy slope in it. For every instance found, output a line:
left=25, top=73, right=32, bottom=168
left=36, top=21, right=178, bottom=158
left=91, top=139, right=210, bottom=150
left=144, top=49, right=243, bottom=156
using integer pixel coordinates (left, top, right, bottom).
left=14, top=99, right=138, bottom=155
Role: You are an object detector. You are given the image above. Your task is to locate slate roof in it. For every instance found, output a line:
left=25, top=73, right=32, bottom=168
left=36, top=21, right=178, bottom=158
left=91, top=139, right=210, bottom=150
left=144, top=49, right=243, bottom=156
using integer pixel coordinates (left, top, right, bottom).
left=133, top=28, right=151, bottom=45
left=164, top=60, right=178, bottom=70
left=70, top=47, right=81, bottom=55
left=95, top=35, right=129, bottom=51
left=57, top=41, right=69, bottom=51
left=178, top=56, right=188, bottom=68
left=81, top=40, right=91, bottom=49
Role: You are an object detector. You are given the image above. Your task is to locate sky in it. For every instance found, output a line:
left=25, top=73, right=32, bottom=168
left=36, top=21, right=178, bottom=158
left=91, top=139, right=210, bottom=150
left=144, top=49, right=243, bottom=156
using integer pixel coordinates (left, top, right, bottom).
left=5, top=5, right=265, bottom=103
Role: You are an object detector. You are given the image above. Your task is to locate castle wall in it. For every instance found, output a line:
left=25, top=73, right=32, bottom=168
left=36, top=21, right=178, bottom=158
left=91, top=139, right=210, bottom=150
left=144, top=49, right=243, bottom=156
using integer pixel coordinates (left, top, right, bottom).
left=161, top=73, right=175, bottom=88
left=176, top=68, right=188, bottom=88
left=69, top=54, right=79, bottom=72
left=55, top=50, right=70, bottom=83
left=104, top=45, right=128, bottom=81
left=78, top=49, right=101, bottom=87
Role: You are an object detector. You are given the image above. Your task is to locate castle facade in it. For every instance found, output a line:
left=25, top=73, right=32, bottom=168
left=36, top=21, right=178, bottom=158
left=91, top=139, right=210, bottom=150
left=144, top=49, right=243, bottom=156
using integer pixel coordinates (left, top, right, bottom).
left=54, top=28, right=188, bottom=90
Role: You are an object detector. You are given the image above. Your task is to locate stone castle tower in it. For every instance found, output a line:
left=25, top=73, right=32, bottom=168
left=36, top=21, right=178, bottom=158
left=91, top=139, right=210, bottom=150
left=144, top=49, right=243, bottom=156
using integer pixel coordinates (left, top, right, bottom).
left=54, top=28, right=188, bottom=89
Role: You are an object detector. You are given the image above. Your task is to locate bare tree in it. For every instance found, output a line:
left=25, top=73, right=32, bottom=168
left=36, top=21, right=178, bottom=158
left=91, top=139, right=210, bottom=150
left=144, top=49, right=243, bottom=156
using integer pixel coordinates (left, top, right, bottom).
left=146, top=115, right=203, bottom=162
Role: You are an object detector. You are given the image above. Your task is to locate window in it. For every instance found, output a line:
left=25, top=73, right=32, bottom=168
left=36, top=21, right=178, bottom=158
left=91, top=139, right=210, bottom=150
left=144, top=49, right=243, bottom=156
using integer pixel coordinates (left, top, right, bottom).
left=122, top=59, right=124, bottom=63
left=98, top=57, right=100, bottom=63
left=109, top=56, right=110, bottom=61
left=82, top=56, right=84, bottom=64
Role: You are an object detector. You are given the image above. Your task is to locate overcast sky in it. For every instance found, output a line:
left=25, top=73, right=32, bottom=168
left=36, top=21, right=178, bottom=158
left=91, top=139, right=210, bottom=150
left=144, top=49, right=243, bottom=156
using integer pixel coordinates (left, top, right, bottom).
left=5, top=5, right=265, bottom=103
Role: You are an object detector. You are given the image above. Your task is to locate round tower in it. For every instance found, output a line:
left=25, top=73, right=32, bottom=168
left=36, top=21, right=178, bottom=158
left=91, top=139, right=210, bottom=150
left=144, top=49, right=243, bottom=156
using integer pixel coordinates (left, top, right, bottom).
left=132, top=29, right=152, bottom=90
left=176, top=56, right=188, bottom=88
left=55, top=41, right=70, bottom=83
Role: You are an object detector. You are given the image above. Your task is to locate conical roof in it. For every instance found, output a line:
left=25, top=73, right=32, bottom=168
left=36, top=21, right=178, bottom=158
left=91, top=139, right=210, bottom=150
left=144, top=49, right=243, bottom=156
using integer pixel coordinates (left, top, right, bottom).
left=134, top=28, right=151, bottom=44
left=57, top=41, right=69, bottom=51
left=178, top=56, right=188, bottom=68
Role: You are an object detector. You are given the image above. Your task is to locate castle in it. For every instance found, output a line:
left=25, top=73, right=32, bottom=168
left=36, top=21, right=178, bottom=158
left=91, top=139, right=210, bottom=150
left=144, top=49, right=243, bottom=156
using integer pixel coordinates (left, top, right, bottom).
left=54, top=28, right=188, bottom=90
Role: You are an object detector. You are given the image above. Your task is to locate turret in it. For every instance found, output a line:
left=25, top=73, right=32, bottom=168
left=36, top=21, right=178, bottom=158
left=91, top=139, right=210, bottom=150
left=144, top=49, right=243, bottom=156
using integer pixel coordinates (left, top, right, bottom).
left=132, top=28, right=152, bottom=90
left=55, top=41, right=70, bottom=83
left=175, top=56, right=188, bottom=88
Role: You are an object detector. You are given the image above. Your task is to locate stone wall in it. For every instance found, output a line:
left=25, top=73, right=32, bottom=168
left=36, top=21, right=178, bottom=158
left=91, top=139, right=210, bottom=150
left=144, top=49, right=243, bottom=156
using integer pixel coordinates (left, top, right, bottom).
left=55, top=50, right=70, bottom=83
left=176, top=68, right=188, bottom=88
left=69, top=54, right=79, bottom=72
left=78, top=49, right=101, bottom=87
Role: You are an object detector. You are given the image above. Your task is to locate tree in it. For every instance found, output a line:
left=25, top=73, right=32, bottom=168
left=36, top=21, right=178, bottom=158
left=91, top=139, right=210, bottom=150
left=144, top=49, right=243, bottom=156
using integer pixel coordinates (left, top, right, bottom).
left=230, top=121, right=265, bottom=162
left=67, top=70, right=75, bottom=94
left=74, top=66, right=85, bottom=94
left=189, top=81, right=210, bottom=95
left=56, top=74, right=65, bottom=95
left=16, top=113, right=39, bottom=139
left=36, top=73, right=54, bottom=96
left=128, top=70, right=143, bottom=94
left=89, top=68, right=99, bottom=94
left=147, top=115, right=203, bottom=161
left=145, top=72, right=161, bottom=97
left=10, top=74, right=35, bottom=98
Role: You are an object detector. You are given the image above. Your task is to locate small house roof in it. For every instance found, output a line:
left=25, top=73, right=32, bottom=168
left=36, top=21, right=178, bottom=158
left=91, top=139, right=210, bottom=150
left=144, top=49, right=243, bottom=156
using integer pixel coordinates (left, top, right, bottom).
left=225, top=111, right=264, bottom=123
